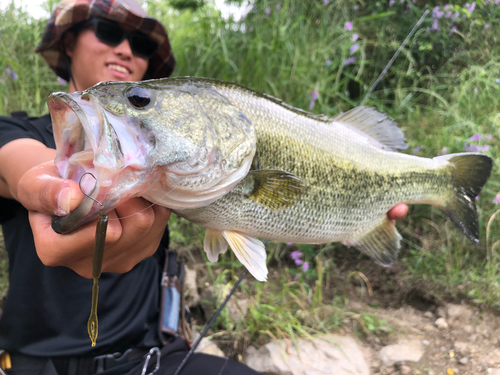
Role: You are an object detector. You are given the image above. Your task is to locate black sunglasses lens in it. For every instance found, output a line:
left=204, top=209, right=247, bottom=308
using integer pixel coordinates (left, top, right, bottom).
left=95, top=20, right=124, bottom=46
left=130, top=34, right=158, bottom=58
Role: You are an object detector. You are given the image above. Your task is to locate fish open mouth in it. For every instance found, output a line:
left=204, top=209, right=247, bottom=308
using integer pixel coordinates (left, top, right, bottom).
left=47, top=92, right=155, bottom=234
left=49, top=93, right=100, bottom=192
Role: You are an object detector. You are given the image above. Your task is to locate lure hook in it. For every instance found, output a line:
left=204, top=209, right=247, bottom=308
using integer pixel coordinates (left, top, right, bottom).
left=79, top=172, right=103, bottom=207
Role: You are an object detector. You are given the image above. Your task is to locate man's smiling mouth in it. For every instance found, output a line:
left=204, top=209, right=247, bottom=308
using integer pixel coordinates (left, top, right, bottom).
left=107, top=64, right=130, bottom=74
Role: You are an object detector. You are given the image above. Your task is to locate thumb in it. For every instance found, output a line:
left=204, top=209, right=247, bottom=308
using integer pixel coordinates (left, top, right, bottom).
left=17, top=161, right=84, bottom=216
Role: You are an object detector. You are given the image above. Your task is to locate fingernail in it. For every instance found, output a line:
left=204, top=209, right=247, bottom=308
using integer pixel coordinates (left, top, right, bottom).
left=57, top=187, right=71, bottom=215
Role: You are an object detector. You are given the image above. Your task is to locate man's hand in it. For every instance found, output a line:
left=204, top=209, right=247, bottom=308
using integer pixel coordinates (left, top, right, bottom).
left=9, top=145, right=171, bottom=278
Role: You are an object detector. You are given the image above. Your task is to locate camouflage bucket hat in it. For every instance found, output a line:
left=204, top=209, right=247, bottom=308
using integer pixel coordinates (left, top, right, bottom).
left=35, top=0, right=176, bottom=81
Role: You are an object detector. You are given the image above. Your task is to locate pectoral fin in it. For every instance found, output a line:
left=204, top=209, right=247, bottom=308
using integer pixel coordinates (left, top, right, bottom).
left=221, top=230, right=268, bottom=281
left=345, top=218, right=402, bottom=266
left=204, top=229, right=229, bottom=262
left=243, top=169, right=305, bottom=210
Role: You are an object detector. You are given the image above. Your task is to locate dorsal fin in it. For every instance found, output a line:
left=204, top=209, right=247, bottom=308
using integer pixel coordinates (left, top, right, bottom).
left=331, top=106, right=408, bottom=151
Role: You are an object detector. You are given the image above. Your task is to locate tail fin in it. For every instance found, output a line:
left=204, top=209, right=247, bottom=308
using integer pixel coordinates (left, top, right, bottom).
left=436, top=153, right=493, bottom=243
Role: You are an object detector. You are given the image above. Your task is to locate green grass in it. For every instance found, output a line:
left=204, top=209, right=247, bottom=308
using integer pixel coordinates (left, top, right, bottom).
left=1, top=0, right=500, bottom=344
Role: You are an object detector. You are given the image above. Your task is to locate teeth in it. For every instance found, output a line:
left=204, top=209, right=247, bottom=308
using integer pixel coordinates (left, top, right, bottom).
left=108, top=64, right=130, bottom=74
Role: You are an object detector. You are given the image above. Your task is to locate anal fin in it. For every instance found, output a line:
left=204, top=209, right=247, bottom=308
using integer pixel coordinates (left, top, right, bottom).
left=346, top=218, right=402, bottom=266
left=204, top=229, right=229, bottom=262
left=221, top=230, right=268, bottom=282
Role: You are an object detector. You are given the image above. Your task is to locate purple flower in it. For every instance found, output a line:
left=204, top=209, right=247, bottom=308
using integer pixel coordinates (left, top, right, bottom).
left=291, top=251, right=303, bottom=261
left=57, top=76, right=67, bottom=85
left=493, top=194, right=500, bottom=204
left=302, top=262, right=309, bottom=272
left=323, top=0, right=329, bottom=5
left=485, top=134, right=492, bottom=140
left=412, top=146, right=421, bottom=154
left=441, top=147, right=448, bottom=155
left=325, top=59, right=332, bottom=68
left=265, top=7, right=270, bottom=15
left=276, top=3, right=281, bottom=10
left=451, top=12, right=459, bottom=22
left=449, top=26, right=457, bottom=35
left=294, top=274, right=299, bottom=281
left=485, top=24, right=490, bottom=29
left=5, top=68, right=17, bottom=80
left=475, top=196, right=479, bottom=200
left=353, top=5, right=359, bottom=10
left=309, top=90, right=319, bottom=110
left=344, top=21, right=353, bottom=31
left=350, top=44, right=359, bottom=55
left=286, top=242, right=293, bottom=246
left=469, top=134, right=482, bottom=141
left=481, top=145, right=490, bottom=152
left=445, top=11, right=452, bottom=18
left=465, top=3, right=476, bottom=14
left=465, top=145, right=479, bottom=152
left=352, top=33, right=358, bottom=42
left=432, top=7, right=444, bottom=18
left=389, top=0, right=395, bottom=6
left=343, top=56, right=356, bottom=65
left=474, top=87, right=478, bottom=94
left=431, top=19, right=439, bottom=31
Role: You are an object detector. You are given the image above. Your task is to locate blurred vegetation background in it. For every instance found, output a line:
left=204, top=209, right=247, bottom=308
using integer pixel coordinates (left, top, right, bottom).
left=1, top=0, right=500, bottom=345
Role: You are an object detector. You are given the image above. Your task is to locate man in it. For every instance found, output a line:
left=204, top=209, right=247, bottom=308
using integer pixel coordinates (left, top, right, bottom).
left=0, top=0, right=408, bottom=374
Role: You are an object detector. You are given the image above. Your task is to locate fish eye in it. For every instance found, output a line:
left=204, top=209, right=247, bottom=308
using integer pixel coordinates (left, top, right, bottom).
left=126, top=87, right=151, bottom=108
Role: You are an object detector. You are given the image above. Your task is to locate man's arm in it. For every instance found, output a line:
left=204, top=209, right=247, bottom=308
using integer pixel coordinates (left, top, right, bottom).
left=0, top=139, right=171, bottom=278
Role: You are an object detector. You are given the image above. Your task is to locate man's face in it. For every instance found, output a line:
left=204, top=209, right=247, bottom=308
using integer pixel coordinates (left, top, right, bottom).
left=66, top=26, right=149, bottom=92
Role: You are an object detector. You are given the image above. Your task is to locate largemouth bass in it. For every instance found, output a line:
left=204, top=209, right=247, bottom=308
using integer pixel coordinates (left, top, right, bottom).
left=48, top=77, right=493, bottom=281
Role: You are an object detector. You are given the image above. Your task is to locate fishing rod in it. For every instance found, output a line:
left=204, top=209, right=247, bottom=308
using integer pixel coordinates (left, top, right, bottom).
left=360, top=9, right=429, bottom=106
left=172, top=269, right=248, bottom=375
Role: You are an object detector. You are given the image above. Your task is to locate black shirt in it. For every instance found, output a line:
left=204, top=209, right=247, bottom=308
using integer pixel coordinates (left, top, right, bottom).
left=0, top=114, right=164, bottom=356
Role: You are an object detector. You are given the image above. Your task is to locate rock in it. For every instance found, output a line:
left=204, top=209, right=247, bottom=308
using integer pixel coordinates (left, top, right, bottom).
left=399, top=365, right=411, bottom=374
left=194, top=337, right=225, bottom=357
left=437, top=305, right=447, bottom=319
left=481, top=348, right=500, bottom=365
left=488, top=370, right=500, bottom=375
left=463, top=325, right=474, bottom=334
left=183, top=267, right=200, bottom=307
left=423, top=311, right=434, bottom=319
left=446, top=304, right=473, bottom=324
left=200, top=286, right=217, bottom=320
left=227, top=297, right=249, bottom=321
left=458, top=357, right=468, bottom=365
left=454, top=342, right=469, bottom=355
left=423, top=323, right=435, bottom=332
left=434, top=317, right=449, bottom=330
left=379, top=339, right=424, bottom=367
left=244, top=335, right=369, bottom=375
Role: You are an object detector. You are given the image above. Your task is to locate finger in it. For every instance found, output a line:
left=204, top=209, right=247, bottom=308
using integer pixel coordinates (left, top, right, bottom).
left=387, top=203, right=408, bottom=221
left=30, top=210, right=97, bottom=269
left=103, top=199, right=170, bottom=273
left=29, top=208, right=124, bottom=278
left=18, top=161, right=84, bottom=216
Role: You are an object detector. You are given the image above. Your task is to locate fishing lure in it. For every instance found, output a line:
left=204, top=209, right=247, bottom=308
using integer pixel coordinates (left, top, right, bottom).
left=88, top=211, right=108, bottom=346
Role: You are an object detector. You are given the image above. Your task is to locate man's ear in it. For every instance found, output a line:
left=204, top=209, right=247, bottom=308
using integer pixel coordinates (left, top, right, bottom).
left=62, top=32, right=76, bottom=58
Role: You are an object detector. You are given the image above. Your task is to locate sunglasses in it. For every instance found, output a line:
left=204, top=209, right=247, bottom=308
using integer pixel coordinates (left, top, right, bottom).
left=75, top=18, right=159, bottom=59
